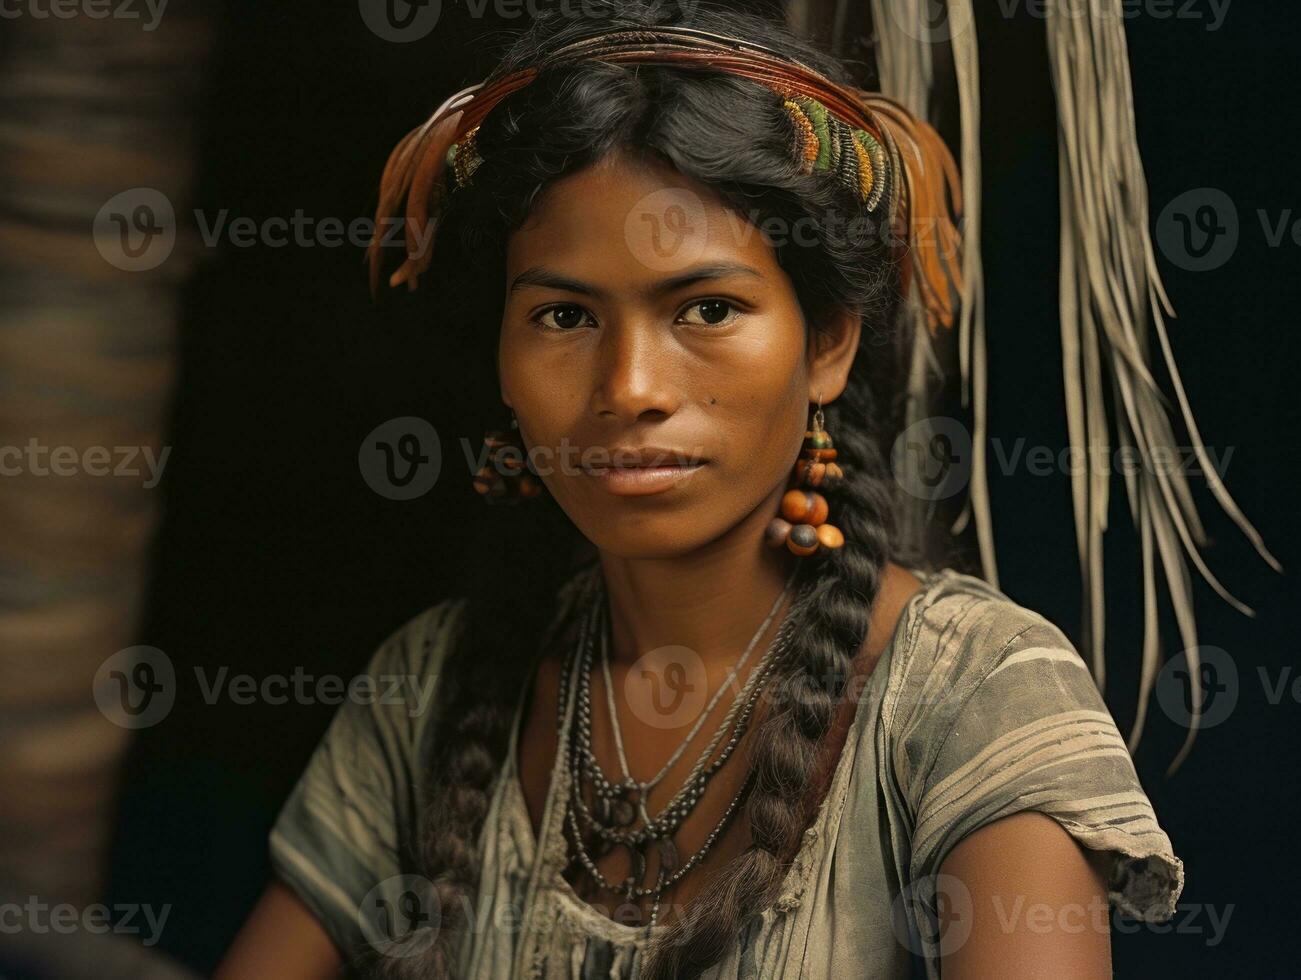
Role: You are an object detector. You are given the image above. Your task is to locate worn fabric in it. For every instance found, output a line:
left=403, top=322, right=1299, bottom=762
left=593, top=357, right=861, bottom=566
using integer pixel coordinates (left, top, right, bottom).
left=269, top=566, right=1183, bottom=978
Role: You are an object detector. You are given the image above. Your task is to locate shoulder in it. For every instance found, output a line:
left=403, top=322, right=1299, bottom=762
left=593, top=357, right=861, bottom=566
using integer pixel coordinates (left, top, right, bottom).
left=364, top=594, right=470, bottom=685
left=883, top=568, right=1086, bottom=717
left=873, top=569, right=1184, bottom=924
left=889, top=567, right=1077, bottom=684
left=267, top=594, right=472, bottom=961
left=880, top=569, right=1105, bottom=801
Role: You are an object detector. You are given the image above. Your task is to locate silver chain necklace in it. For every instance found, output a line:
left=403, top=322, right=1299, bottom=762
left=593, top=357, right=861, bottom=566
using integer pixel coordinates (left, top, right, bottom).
left=556, top=564, right=804, bottom=930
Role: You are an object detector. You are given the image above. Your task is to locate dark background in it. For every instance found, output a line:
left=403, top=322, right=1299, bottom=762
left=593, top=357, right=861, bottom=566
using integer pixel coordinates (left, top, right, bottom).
left=103, top=2, right=1299, bottom=977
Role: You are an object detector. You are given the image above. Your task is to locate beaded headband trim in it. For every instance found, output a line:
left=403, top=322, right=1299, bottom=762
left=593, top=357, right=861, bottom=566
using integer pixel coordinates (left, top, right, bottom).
left=367, top=26, right=962, bottom=335
left=447, top=90, right=890, bottom=216
left=778, top=95, right=889, bottom=211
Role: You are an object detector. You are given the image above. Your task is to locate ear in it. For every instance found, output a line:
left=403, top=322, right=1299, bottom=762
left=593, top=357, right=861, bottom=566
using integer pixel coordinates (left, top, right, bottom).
left=806, top=307, right=861, bottom=404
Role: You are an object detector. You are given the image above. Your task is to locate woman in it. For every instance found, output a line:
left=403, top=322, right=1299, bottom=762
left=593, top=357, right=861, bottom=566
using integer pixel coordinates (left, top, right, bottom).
left=217, top=4, right=1182, bottom=977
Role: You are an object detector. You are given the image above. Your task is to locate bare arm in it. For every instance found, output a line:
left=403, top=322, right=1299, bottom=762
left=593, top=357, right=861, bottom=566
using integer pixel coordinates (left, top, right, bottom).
left=215, top=880, right=344, bottom=980
left=938, top=810, right=1113, bottom=979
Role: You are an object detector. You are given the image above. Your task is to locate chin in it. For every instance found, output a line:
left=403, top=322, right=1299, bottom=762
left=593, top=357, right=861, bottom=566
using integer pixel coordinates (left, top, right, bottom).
left=572, top=509, right=724, bottom=560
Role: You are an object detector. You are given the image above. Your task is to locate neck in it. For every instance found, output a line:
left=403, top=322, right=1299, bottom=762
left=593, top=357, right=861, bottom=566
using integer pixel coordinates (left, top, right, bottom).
left=595, top=481, right=800, bottom=671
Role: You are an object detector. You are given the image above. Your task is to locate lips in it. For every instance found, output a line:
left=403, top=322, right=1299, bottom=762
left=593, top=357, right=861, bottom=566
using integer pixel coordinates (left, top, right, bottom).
left=584, top=446, right=707, bottom=470
left=583, top=446, right=708, bottom=497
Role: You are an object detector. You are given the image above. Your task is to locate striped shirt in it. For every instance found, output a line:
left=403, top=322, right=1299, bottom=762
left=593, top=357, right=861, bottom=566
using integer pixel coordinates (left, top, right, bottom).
left=269, top=566, right=1183, bottom=978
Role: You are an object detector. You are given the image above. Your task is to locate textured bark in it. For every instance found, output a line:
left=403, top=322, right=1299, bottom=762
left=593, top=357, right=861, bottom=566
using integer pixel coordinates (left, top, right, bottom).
left=0, top=8, right=210, bottom=911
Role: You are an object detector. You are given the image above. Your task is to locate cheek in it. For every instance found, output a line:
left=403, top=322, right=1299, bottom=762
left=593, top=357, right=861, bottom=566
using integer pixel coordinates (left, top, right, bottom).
left=707, top=342, right=809, bottom=490
left=499, top=327, right=580, bottom=421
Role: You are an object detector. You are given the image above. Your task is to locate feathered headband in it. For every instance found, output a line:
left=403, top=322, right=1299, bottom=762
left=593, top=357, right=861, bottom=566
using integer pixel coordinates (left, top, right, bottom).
left=365, top=25, right=963, bottom=337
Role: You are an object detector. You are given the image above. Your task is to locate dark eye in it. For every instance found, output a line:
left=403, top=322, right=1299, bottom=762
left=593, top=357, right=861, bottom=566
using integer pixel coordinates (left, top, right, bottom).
left=679, top=299, right=738, bottom=327
left=534, top=304, right=593, bottom=331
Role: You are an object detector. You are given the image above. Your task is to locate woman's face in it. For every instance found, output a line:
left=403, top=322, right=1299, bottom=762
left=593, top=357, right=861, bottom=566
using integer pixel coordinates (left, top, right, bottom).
left=499, top=150, right=859, bottom=558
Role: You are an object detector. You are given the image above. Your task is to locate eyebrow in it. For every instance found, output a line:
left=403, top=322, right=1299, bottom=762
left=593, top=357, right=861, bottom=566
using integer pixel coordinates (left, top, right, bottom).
left=508, top=262, right=764, bottom=301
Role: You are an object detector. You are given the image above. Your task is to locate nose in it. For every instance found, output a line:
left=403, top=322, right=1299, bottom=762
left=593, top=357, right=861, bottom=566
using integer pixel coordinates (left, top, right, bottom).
left=589, top=318, right=680, bottom=424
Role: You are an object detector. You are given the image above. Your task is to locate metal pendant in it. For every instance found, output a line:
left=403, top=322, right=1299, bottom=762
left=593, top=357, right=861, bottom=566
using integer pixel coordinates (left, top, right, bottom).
left=628, top=843, right=647, bottom=887
left=656, top=837, right=680, bottom=874
left=610, top=797, right=637, bottom=827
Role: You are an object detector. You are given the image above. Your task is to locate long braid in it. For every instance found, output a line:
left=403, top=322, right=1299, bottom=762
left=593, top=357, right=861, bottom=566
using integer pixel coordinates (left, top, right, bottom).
left=371, top=493, right=578, bottom=978
left=640, top=360, right=895, bottom=979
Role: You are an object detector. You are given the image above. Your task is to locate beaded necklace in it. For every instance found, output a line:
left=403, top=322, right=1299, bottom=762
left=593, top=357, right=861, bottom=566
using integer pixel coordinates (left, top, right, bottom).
left=555, top=566, right=805, bottom=929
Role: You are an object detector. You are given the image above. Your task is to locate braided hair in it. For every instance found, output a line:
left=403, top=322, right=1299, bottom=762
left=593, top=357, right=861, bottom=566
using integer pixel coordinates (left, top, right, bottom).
left=372, top=3, right=929, bottom=977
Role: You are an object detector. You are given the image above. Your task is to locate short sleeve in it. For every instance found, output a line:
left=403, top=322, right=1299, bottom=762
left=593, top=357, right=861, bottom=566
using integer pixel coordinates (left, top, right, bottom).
left=268, top=597, right=466, bottom=963
left=882, top=572, right=1183, bottom=925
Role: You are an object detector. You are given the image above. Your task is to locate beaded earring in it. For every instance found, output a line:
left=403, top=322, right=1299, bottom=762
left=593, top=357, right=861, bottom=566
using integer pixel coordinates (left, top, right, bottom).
left=765, top=401, right=846, bottom=556
left=472, top=412, right=545, bottom=504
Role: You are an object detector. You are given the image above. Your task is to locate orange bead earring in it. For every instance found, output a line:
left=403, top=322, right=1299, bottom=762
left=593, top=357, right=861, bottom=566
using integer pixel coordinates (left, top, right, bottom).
left=765, top=399, right=845, bottom=556
left=472, top=411, right=545, bottom=504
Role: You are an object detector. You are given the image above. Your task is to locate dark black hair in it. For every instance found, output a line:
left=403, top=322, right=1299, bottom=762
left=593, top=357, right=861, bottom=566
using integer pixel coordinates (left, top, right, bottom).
left=374, top=2, right=921, bottom=977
